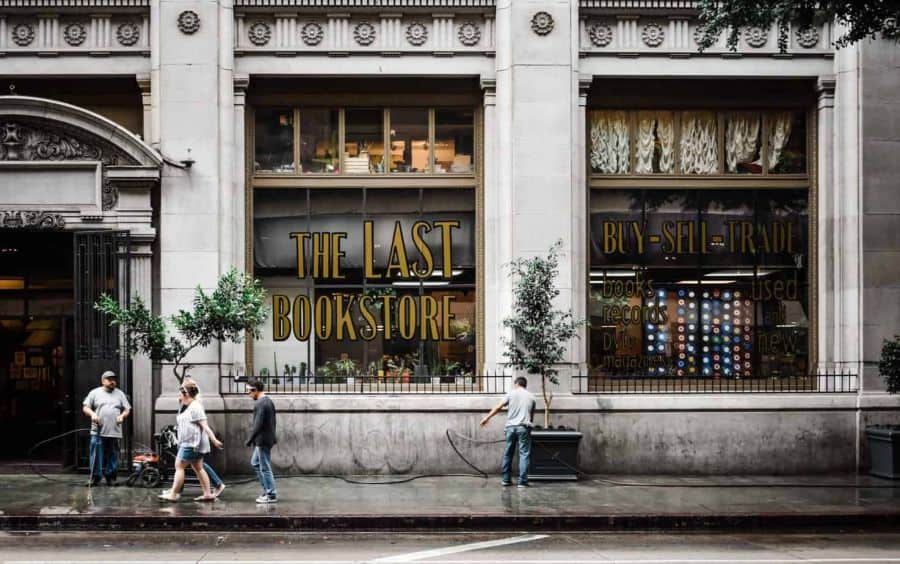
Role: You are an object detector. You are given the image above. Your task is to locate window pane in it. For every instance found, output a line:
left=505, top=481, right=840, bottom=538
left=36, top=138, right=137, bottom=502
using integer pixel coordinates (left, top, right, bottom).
left=725, top=111, right=762, bottom=174
left=254, top=108, right=295, bottom=173
left=589, top=110, right=630, bottom=174
left=390, top=108, right=430, bottom=173
left=299, top=109, right=339, bottom=174
left=679, top=111, right=718, bottom=174
left=635, top=111, right=675, bottom=173
left=768, top=112, right=806, bottom=173
left=345, top=108, right=384, bottom=174
left=435, top=109, right=475, bottom=174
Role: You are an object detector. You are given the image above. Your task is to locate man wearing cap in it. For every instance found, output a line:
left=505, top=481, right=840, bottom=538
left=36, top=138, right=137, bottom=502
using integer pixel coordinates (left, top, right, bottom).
left=82, top=371, right=131, bottom=487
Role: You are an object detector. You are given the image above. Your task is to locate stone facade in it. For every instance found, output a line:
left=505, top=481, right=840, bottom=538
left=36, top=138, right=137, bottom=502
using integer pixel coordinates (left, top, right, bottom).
left=0, top=0, right=898, bottom=475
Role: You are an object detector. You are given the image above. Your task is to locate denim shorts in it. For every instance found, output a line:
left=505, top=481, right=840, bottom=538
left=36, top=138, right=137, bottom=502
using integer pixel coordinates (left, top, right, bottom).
left=176, top=446, right=203, bottom=462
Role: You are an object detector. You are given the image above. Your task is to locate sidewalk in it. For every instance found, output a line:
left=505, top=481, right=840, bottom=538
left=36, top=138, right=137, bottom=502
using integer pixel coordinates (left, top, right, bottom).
left=1, top=473, right=899, bottom=531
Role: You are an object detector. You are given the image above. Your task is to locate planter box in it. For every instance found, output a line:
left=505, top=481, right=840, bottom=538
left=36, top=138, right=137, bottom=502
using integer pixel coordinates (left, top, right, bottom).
left=529, top=428, right=583, bottom=481
left=866, top=425, right=900, bottom=479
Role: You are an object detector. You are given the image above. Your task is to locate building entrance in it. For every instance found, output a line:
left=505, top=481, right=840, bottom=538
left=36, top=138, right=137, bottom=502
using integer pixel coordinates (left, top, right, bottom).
left=0, top=232, right=75, bottom=465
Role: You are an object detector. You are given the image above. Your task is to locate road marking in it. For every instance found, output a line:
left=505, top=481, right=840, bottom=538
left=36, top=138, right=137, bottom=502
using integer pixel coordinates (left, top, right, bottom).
left=371, top=533, right=549, bottom=562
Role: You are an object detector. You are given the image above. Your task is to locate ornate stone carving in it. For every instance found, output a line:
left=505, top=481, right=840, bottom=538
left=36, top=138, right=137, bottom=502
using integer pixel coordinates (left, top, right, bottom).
left=300, top=22, right=324, bottom=46
left=0, top=119, right=134, bottom=165
left=116, top=21, right=140, bottom=46
left=63, top=22, right=88, bottom=46
left=588, top=22, right=613, bottom=47
left=102, top=178, right=117, bottom=211
left=0, top=211, right=66, bottom=230
left=354, top=21, right=376, bottom=46
left=248, top=21, right=271, bottom=46
left=641, top=22, right=665, bottom=47
left=406, top=21, right=428, bottom=46
left=744, top=26, right=767, bottom=48
left=796, top=27, right=819, bottom=48
left=531, top=11, right=554, bottom=36
left=177, top=10, right=201, bottom=34
left=457, top=21, right=481, bottom=46
left=12, top=23, right=35, bottom=47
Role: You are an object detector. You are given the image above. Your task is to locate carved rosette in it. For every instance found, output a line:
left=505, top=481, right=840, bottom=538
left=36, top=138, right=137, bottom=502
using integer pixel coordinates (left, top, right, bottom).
left=300, top=22, right=324, bottom=46
left=0, top=119, right=133, bottom=165
left=354, top=22, right=376, bottom=46
left=0, top=211, right=65, bottom=230
left=177, top=10, right=201, bottom=35
left=531, top=11, right=554, bottom=36
left=64, top=22, right=88, bottom=46
left=405, top=21, right=428, bottom=46
left=248, top=21, right=271, bottom=46
left=744, top=26, right=768, bottom=48
left=12, top=23, right=35, bottom=47
left=457, top=21, right=481, bottom=46
left=796, top=27, right=819, bottom=48
left=116, top=21, right=140, bottom=46
left=641, top=22, right=665, bottom=47
left=588, top=22, right=613, bottom=47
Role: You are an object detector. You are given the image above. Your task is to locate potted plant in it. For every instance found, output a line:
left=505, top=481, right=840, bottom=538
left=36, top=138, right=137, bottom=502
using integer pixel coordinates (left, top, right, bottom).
left=867, top=335, right=900, bottom=478
left=503, top=240, right=586, bottom=481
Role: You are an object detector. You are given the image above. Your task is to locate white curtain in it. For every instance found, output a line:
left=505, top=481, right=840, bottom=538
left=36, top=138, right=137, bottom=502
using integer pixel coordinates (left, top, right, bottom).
left=725, top=112, right=761, bottom=172
left=635, top=112, right=675, bottom=174
left=768, top=112, right=794, bottom=170
left=590, top=111, right=630, bottom=174
left=679, top=111, right=718, bottom=174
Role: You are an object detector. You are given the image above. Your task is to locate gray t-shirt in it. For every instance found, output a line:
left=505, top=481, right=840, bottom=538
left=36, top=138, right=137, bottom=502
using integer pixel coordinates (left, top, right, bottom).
left=83, top=387, right=131, bottom=438
left=503, top=387, right=536, bottom=427
left=177, top=400, right=210, bottom=454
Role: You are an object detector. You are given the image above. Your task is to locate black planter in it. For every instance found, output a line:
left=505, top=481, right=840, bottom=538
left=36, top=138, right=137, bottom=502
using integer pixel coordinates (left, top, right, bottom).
left=866, top=425, right=900, bottom=479
left=529, top=428, right=583, bottom=481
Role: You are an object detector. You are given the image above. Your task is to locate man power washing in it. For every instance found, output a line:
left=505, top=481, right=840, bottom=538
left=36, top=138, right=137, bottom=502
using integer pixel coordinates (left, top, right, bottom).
left=82, top=371, right=131, bottom=487
left=480, top=376, right=536, bottom=488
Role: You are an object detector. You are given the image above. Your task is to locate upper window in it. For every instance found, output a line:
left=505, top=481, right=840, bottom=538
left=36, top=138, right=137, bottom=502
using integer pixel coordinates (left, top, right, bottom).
left=589, top=110, right=806, bottom=176
left=254, top=107, right=476, bottom=176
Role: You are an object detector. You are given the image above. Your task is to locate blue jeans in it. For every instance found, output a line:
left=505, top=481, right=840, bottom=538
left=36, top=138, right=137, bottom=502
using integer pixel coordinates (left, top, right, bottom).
left=89, top=435, right=119, bottom=479
left=501, top=425, right=531, bottom=485
left=204, top=462, right=222, bottom=488
left=251, top=446, right=276, bottom=497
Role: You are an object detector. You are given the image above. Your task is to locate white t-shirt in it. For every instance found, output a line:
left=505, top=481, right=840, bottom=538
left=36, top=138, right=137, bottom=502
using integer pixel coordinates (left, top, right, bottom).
left=176, top=400, right=210, bottom=454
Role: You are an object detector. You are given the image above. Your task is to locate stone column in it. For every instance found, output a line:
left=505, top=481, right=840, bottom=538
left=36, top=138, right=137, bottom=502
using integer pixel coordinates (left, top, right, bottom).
left=481, top=78, right=505, bottom=373
left=136, top=73, right=152, bottom=143
left=233, top=74, right=249, bottom=372
left=816, top=76, right=835, bottom=371
left=129, top=240, right=154, bottom=444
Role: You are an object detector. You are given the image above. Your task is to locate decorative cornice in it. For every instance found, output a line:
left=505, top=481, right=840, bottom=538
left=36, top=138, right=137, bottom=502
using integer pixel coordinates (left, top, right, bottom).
left=0, top=0, right=148, bottom=7
left=0, top=210, right=65, bottom=230
left=0, top=118, right=136, bottom=165
left=580, top=0, right=696, bottom=8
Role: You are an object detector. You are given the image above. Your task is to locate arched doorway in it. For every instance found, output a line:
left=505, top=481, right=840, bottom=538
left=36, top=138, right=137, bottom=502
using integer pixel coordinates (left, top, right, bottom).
left=0, top=96, right=161, bottom=467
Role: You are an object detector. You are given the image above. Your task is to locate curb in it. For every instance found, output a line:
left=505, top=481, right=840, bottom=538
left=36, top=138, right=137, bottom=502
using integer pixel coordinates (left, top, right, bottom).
left=3, top=512, right=900, bottom=532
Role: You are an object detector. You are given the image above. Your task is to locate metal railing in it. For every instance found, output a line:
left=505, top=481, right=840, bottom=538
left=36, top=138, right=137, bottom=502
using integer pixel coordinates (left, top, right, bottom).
left=572, top=370, right=859, bottom=394
left=221, top=372, right=511, bottom=395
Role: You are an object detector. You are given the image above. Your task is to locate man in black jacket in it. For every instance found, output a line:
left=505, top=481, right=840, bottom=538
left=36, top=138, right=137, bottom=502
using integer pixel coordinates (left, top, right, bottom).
left=246, top=379, right=277, bottom=503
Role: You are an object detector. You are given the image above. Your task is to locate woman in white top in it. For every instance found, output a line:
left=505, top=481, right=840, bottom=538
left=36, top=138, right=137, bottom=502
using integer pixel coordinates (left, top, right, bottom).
left=158, top=379, right=224, bottom=502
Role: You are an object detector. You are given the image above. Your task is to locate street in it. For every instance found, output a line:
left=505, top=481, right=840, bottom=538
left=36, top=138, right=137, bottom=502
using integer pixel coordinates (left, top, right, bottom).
left=2, top=532, right=900, bottom=563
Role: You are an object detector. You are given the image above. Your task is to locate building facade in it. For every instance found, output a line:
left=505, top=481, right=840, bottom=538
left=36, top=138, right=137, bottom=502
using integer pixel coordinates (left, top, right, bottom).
left=0, top=0, right=898, bottom=474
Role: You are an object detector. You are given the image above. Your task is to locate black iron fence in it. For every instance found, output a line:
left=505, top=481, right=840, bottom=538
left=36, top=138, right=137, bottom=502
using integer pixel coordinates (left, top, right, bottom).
left=221, top=369, right=859, bottom=395
left=221, top=372, right=511, bottom=395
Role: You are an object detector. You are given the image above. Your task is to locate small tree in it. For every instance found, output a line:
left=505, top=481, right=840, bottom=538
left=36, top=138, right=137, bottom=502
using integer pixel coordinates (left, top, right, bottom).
left=696, top=1, right=900, bottom=52
left=95, top=268, right=268, bottom=385
left=880, top=335, right=900, bottom=394
left=502, top=241, right=586, bottom=428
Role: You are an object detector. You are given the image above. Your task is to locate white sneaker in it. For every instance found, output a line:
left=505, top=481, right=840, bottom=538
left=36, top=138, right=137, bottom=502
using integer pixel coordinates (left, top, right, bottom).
left=255, top=495, right=277, bottom=504
left=213, top=483, right=226, bottom=498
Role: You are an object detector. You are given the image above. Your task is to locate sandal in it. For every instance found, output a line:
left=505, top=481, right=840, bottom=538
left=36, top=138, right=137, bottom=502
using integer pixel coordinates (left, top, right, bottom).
left=194, top=495, right=216, bottom=502
left=157, top=493, right=179, bottom=502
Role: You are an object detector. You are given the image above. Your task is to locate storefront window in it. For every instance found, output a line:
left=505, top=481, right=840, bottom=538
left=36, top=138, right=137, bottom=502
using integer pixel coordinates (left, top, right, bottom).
left=254, top=108, right=295, bottom=173
left=725, top=112, right=762, bottom=174
left=589, top=189, right=808, bottom=379
left=299, top=108, right=339, bottom=174
left=390, top=108, right=430, bottom=173
left=435, top=109, right=475, bottom=173
left=768, top=112, right=806, bottom=174
left=253, top=188, right=476, bottom=380
left=345, top=108, right=384, bottom=174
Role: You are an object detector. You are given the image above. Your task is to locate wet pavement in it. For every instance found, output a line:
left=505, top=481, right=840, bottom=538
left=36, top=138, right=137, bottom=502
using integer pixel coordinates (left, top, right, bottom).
left=1, top=473, right=899, bottom=531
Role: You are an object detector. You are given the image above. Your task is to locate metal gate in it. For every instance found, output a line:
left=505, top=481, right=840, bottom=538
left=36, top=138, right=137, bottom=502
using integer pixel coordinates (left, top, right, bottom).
left=72, top=231, right=132, bottom=469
